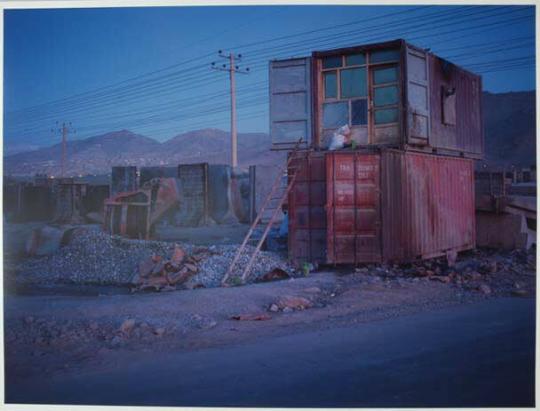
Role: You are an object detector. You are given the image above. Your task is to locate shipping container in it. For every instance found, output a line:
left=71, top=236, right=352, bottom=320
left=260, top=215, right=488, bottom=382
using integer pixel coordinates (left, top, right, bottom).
left=288, top=149, right=475, bottom=265
left=270, top=39, right=483, bottom=159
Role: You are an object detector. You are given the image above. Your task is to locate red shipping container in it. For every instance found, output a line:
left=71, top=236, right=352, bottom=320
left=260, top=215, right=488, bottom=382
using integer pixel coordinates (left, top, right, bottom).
left=288, top=149, right=475, bottom=265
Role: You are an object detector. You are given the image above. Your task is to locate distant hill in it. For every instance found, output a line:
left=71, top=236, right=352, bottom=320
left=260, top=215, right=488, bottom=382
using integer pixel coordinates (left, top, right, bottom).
left=3, top=91, right=535, bottom=176
left=482, top=91, right=536, bottom=167
left=4, top=128, right=283, bottom=176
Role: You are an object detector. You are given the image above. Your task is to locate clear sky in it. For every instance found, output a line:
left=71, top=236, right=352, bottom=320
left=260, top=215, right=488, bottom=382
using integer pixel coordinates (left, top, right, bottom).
left=4, top=4, right=536, bottom=150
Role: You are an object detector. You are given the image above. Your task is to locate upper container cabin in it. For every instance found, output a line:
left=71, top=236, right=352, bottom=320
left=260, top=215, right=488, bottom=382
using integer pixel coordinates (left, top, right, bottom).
left=269, top=39, right=484, bottom=159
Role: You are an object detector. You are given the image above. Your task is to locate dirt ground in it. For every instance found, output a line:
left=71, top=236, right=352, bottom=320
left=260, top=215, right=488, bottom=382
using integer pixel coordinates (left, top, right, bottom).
left=4, top=256, right=535, bottom=385
left=3, top=221, right=537, bottom=394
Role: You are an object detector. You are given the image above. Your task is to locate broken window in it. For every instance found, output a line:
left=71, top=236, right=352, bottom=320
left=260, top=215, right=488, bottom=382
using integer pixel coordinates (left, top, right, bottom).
left=351, top=99, right=368, bottom=125
left=323, top=55, right=342, bottom=69
left=442, top=86, right=456, bottom=125
left=340, top=68, right=367, bottom=98
left=323, top=101, right=348, bottom=128
left=324, top=71, right=337, bottom=99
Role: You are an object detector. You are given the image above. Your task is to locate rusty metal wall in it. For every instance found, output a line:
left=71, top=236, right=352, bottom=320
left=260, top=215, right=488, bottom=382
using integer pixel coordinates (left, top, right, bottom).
left=176, top=163, right=208, bottom=226
left=288, top=151, right=327, bottom=266
left=427, top=54, right=483, bottom=157
left=139, top=166, right=177, bottom=186
left=381, top=150, right=475, bottom=262
left=111, top=166, right=137, bottom=195
left=288, top=149, right=475, bottom=264
left=326, top=152, right=382, bottom=264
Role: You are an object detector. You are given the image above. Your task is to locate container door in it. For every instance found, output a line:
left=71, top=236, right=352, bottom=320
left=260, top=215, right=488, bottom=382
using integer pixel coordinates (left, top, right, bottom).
left=326, top=153, right=381, bottom=264
left=405, top=46, right=430, bottom=145
left=288, top=152, right=326, bottom=265
left=269, top=58, right=312, bottom=150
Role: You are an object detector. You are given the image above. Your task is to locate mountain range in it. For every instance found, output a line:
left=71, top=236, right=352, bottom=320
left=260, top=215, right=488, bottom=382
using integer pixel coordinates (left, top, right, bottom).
left=4, top=91, right=535, bottom=176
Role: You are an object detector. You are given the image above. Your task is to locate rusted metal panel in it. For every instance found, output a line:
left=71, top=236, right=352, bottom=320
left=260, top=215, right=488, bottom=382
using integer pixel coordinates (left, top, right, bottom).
left=381, top=150, right=475, bottom=261
left=427, top=54, right=483, bottom=157
left=326, top=152, right=381, bottom=264
left=177, top=163, right=209, bottom=226
left=289, top=149, right=475, bottom=265
left=111, top=166, right=137, bottom=195
left=405, top=45, right=430, bottom=144
left=269, top=57, right=312, bottom=150
left=288, top=150, right=326, bottom=265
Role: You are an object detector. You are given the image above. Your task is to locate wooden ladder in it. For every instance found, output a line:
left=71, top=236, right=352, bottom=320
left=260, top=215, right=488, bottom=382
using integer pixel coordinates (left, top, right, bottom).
left=221, top=139, right=305, bottom=285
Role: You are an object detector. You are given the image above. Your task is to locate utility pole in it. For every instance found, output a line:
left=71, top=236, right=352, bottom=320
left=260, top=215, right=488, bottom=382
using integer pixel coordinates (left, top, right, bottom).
left=211, top=51, right=249, bottom=168
left=51, top=121, right=75, bottom=178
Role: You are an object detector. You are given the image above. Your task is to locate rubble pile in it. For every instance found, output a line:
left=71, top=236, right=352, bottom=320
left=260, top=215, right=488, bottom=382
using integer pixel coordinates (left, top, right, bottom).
left=131, top=245, right=206, bottom=292
left=16, top=226, right=295, bottom=288
left=352, top=247, right=536, bottom=297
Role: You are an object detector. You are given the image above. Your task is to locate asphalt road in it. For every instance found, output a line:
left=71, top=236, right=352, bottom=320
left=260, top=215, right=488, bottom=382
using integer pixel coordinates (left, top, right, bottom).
left=6, top=297, right=535, bottom=407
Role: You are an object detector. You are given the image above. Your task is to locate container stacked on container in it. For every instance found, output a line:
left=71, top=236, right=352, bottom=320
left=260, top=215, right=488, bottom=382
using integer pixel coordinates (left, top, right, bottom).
left=269, top=39, right=483, bottom=265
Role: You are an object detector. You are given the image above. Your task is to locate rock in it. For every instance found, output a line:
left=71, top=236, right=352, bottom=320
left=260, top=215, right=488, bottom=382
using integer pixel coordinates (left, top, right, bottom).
left=119, top=319, right=136, bottom=335
left=138, top=258, right=155, bottom=279
left=276, top=295, right=312, bottom=310
left=478, top=284, right=492, bottom=295
left=25, top=226, right=66, bottom=257
left=170, top=245, right=186, bottom=265
left=153, top=327, right=165, bottom=337
left=110, top=336, right=122, bottom=347
left=257, top=268, right=290, bottom=282
left=230, top=314, right=271, bottom=321
left=184, top=263, right=198, bottom=273
left=24, top=316, right=35, bottom=325
left=413, top=267, right=428, bottom=277
left=430, top=275, right=451, bottom=283
left=282, top=307, right=293, bottom=313
left=512, top=289, right=528, bottom=297
left=269, top=304, right=279, bottom=313
left=89, top=322, right=99, bottom=331
left=446, top=250, right=457, bottom=267
left=355, top=267, right=369, bottom=273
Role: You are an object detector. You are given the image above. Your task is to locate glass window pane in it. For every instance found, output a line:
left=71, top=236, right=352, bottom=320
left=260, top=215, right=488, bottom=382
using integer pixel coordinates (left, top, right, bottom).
left=322, top=56, right=342, bottom=69
left=340, top=67, right=367, bottom=98
left=324, top=72, right=337, bottom=99
left=373, top=67, right=398, bottom=84
left=374, top=86, right=399, bottom=107
left=346, top=53, right=366, bottom=66
left=370, top=49, right=400, bottom=63
left=323, top=101, right=348, bottom=128
left=351, top=99, right=368, bottom=125
left=374, top=108, right=398, bottom=124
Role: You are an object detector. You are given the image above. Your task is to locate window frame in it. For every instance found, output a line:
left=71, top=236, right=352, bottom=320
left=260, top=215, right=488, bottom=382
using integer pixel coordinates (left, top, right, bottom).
left=321, top=54, right=369, bottom=129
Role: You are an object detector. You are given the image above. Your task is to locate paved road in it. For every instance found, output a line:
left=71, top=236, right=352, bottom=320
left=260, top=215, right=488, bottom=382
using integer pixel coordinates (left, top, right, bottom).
left=6, top=297, right=535, bottom=407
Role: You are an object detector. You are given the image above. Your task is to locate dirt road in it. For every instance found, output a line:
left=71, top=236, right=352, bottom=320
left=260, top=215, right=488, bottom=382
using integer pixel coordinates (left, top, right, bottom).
left=4, top=270, right=536, bottom=407
left=6, top=297, right=535, bottom=407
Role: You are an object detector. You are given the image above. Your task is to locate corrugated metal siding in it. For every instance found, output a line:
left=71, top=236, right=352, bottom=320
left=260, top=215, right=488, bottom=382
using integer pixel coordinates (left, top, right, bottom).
left=288, top=151, right=326, bottom=265
left=326, top=152, right=382, bottom=264
left=381, top=150, right=475, bottom=261
left=428, top=55, right=483, bottom=157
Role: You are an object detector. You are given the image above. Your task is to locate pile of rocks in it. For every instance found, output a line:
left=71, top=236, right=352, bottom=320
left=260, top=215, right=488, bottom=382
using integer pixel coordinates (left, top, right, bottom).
left=16, top=226, right=295, bottom=289
left=352, top=247, right=536, bottom=297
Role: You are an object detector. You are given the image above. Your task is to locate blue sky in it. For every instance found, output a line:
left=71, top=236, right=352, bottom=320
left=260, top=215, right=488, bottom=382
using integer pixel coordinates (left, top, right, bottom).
left=4, top=5, right=536, bottom=149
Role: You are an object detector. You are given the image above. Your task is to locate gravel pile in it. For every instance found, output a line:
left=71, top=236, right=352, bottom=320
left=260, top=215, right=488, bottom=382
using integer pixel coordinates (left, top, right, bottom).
left=17, top=226, right=295, bottom=288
